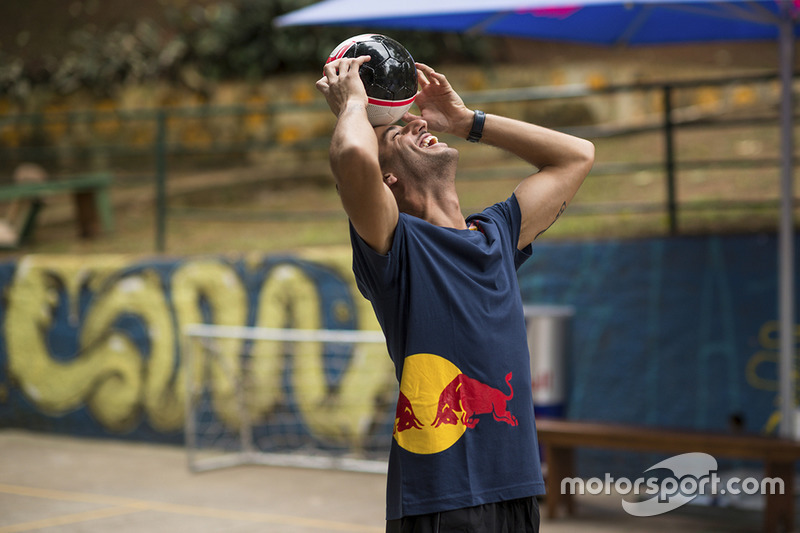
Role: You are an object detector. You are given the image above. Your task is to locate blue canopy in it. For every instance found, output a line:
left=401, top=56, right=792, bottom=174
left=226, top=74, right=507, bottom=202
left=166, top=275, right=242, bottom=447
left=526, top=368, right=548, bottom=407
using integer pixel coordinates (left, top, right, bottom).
left=275, top=0, right=799, bottom=45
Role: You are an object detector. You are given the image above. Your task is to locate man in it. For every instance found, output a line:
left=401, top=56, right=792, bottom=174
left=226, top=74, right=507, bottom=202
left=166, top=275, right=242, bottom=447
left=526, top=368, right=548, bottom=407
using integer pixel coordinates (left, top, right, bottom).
left=316, top=55, right=594, bottom=532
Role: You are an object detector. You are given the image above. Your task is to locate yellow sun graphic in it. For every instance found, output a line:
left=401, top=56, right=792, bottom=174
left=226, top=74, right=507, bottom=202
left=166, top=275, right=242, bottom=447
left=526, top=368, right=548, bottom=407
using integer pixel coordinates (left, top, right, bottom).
left=394, top=353, right=467, bottom=455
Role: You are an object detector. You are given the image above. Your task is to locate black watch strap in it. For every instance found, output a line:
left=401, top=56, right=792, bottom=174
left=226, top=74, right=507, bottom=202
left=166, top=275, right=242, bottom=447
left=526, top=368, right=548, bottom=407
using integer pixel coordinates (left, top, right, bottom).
left=467, top=110, right=485, bottom=143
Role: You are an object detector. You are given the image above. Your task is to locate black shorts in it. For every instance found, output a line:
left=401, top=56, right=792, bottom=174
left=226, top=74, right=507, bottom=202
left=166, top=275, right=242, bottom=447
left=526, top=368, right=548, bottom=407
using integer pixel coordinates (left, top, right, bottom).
left=385, top=496, right=540, bottom=533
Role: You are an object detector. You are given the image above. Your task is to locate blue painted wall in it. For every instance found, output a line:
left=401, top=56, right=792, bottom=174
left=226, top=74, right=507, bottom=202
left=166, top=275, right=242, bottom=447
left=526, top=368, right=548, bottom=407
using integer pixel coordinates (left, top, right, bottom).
left=519, top=233, right=799, bottom=476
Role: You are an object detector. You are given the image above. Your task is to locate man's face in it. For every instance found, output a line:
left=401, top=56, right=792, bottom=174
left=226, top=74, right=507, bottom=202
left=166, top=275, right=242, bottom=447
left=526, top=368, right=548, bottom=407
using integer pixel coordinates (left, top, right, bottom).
left=374, top=119, right=456, bottom=181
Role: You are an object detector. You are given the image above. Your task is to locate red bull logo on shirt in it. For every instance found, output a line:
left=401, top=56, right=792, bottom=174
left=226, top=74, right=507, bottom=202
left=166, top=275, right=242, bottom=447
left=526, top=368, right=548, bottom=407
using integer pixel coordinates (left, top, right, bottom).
left=393, top=353, right=518, bottom=455
left=432, top=372, right=518, bottom=429
left=394, top=391, right=424, bottom=435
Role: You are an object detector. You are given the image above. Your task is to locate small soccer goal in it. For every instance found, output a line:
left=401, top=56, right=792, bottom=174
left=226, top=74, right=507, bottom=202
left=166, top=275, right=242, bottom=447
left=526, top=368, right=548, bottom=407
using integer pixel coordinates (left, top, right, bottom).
left=183, top=323, right=396, bottom=474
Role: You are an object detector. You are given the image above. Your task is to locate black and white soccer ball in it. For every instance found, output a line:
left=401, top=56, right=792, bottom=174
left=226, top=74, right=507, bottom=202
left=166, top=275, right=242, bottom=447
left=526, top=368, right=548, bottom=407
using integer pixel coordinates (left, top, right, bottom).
left=326, top=34, right=417, bottom=126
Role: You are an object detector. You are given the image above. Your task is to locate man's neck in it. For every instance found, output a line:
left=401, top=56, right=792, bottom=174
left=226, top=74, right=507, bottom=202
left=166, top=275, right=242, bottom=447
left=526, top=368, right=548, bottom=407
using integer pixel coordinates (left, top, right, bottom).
left=404, top=190, right=467, bottom=230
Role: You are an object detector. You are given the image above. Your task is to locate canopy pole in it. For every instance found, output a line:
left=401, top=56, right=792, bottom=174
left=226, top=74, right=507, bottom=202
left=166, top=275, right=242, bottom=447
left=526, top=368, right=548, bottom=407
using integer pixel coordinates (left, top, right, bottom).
left=778, top=0, right=796, bottom=439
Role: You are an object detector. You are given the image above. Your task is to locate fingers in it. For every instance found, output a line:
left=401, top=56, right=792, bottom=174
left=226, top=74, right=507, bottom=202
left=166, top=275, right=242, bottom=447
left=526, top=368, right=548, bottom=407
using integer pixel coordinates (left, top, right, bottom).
left=322, top=61, right=339, bottom=80
left=415, top=62, right=446, bottom=87
left=416, top=63, right=431, bottom=88
left=323, top=55, right=371, bottom=80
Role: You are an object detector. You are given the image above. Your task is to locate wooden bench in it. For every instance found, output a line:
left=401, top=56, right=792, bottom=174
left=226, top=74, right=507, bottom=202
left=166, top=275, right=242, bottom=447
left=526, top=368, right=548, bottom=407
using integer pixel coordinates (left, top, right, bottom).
left=0, top=173, right=114, bottom=246
left=536, top=418, right=800, bottom=533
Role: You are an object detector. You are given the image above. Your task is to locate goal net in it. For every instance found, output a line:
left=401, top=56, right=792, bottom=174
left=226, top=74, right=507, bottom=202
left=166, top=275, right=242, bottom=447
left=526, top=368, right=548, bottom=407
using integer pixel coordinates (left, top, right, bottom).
left=183, top=324, right=396, bottom=474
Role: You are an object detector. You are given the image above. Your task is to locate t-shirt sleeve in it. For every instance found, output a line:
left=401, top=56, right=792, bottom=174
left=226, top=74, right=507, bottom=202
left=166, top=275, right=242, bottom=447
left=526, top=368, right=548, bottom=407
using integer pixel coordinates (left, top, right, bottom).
left=480, top=194, right=532, bottom=271
left=349, top=218, right=403, bottom=300
left=515, top=241, right=533, bottom=270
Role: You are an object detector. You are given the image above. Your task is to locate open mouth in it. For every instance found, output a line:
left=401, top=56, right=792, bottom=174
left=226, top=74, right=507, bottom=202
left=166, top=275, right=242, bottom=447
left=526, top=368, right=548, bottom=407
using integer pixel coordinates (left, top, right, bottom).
left=419, top=134, right=438, bottom=148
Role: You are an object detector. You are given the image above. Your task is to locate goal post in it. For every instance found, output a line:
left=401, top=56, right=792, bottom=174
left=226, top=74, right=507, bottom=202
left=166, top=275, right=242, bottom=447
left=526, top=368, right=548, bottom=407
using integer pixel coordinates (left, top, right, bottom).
left=183, top=323, right=395, bottom=474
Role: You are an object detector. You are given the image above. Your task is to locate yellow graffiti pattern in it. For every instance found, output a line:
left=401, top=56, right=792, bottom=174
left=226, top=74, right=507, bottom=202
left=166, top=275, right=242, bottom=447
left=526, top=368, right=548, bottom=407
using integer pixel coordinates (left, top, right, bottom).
left=5, top=252, right=395, bottom=447
left=746, top=321, right=800, bottom=434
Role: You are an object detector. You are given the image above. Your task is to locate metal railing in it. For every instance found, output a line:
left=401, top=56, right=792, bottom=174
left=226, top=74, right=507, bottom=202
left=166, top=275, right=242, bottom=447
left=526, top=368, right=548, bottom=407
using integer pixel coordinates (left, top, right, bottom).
left=0, top=71, right=794, bottom=251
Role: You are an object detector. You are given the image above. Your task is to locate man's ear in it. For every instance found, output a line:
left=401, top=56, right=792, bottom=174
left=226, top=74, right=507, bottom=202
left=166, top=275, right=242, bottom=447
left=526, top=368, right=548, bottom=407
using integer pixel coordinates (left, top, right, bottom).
left=383, top=173, right=398, bottom=187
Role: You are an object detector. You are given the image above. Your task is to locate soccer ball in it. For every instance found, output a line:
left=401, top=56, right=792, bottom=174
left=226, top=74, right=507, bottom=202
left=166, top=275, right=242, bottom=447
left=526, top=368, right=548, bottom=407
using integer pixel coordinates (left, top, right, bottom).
left=326, top=34, right=417, bottom=126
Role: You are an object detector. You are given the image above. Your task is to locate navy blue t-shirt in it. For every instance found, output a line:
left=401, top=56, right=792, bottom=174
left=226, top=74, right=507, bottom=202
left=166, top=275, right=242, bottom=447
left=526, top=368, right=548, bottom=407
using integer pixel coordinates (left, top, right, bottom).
left=350, top=194, right=545, bottom=520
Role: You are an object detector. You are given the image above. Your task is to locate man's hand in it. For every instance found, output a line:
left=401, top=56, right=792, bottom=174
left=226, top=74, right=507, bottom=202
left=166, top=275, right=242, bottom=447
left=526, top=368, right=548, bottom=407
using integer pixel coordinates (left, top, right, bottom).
left=402, top=63, right=473, bottom=138
left=316, top=56, right=371, bottom=117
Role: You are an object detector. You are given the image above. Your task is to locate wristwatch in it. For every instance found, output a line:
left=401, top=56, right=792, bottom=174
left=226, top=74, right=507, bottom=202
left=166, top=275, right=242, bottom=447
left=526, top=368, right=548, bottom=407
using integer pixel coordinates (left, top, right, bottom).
left=467, top=110, right=485, bottom=143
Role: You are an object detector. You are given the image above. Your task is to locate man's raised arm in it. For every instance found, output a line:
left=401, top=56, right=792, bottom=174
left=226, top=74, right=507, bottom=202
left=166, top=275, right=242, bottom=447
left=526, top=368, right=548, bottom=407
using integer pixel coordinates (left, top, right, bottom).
left=317, top=56, right=399, bottom=255
left=404, top=63, right=594, bottom=249
left=477, top=115, right=594, bottom=248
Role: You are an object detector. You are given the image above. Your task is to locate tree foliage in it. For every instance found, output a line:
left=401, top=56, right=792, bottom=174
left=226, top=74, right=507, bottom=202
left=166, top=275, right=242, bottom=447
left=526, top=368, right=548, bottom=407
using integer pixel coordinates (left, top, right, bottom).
left=0, top=0, right=490, bottom=99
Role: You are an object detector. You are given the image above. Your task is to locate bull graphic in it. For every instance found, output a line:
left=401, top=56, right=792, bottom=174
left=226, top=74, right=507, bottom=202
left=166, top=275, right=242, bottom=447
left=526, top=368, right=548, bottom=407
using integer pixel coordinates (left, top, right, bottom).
left=394, top=390, right=424, bottom=434
left=432, top=372, right=518, bottom=428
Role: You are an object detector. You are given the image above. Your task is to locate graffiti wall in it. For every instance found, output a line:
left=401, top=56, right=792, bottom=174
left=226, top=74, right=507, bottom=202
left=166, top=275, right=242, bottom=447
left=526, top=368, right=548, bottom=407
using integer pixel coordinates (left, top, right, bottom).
left=0, top=251, right=395, bottom=447
left=0, top=234, right=797, bottom=475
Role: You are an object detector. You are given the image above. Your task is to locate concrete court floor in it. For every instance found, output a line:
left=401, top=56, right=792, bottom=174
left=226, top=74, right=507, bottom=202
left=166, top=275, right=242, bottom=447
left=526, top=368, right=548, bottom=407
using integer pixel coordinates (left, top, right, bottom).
left=0, top=429, right=771, bottom=533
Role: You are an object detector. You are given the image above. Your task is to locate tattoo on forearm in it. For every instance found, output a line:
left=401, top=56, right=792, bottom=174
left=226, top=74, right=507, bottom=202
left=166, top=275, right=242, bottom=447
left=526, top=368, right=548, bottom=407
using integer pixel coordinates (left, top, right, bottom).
left=535, top=201, right=566, bottom=240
